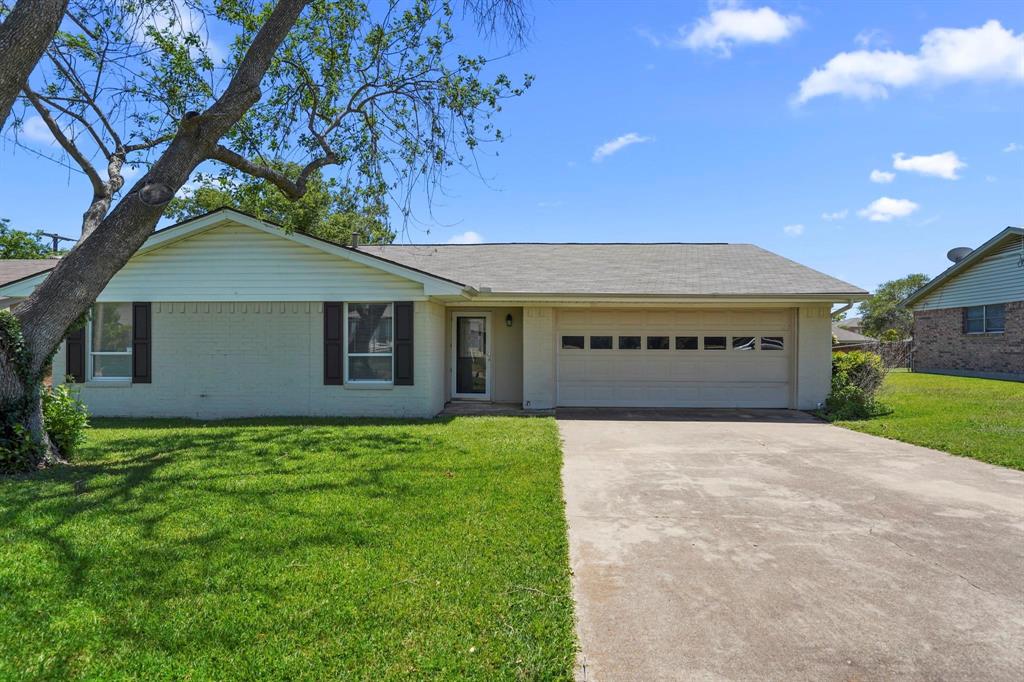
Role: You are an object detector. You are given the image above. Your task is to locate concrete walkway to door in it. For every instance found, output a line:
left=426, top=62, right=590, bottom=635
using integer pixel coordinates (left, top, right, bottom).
left=558, top=409, right=1024, bottom=681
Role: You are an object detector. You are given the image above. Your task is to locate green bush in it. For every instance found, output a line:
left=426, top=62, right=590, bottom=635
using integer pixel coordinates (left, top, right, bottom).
left=42, top=383, right=90, bottom=458
left=826, top=350, right=886, bottom=420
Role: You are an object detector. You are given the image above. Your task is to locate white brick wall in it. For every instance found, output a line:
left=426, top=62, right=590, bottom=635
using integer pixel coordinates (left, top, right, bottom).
left=522, top=306, right=556, bottom=410
left=55, top=301, right=446, bottom=419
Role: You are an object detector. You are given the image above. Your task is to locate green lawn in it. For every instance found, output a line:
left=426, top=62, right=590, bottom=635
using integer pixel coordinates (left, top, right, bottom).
left=834, top=371, right=1024, bottom=470
left=0, top=417, right=576, bottom=680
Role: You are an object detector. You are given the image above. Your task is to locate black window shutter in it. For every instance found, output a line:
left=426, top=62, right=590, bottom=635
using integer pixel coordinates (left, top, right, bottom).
left=394, top=301, right=414, bottom=386
left=324, top=302, right=344, bottom=385
left=65, top=326, right=85, bottom=383
left=132, top=302, right=152, bottom=383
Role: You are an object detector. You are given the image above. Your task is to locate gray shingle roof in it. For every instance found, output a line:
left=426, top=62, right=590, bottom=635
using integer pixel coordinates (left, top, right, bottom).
left=356, top=243, right=866, bottom=297
left=0, top=259, right=56, bottom=286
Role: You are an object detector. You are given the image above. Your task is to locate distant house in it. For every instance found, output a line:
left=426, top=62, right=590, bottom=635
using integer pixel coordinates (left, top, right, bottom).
left=904, top=227, right=1023, bottom=381
left=834, top=316, right=863, bottom=334
left=0, top=259, right=58, bottom=309
left=0, top=209, right=867, bottom=417
left=832, top=323, right=873, bottom=351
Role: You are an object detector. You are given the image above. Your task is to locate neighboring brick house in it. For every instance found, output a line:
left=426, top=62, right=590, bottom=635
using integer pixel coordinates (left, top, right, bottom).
left=905, top=226, right=1023, bottom=381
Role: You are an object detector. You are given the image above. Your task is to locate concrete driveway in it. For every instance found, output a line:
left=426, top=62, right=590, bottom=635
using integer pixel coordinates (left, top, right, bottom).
left=559, top=409, right=1024, bottom=682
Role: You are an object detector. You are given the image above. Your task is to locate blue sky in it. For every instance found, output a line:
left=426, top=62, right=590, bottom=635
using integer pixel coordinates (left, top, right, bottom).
left=1, top=0, right=1022, bottom=297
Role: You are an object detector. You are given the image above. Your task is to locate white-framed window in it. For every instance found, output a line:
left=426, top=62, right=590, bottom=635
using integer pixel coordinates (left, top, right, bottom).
left=345, top=303, right=394, bottom=383
left=89, top=302, right=133, bottom=381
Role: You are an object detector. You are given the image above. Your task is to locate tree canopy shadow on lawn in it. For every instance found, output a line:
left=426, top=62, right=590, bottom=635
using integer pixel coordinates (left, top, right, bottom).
left=0, top=417, right=576, bottom=681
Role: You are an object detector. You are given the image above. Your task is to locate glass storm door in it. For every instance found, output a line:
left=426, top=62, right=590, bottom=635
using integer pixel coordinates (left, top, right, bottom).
left=454, top=315, right=489, bottom=399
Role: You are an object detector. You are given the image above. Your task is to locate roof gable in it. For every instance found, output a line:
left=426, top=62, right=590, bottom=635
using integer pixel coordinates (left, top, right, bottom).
left=905, top=227, right=1024, bottom=308
left=0, top=209, right=468, bottom=300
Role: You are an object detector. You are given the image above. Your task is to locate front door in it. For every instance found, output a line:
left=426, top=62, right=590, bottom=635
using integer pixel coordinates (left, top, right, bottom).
left=453, top=314, right=490, bottom=399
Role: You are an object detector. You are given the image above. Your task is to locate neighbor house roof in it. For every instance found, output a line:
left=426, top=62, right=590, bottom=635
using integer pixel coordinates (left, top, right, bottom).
left=832, top=324, right=873, bottom=344
left=904, top=226, right=1024, bottom=307
left=356, top=242, right=867, bottom=298
left=0, top=259, right=58, bottom=286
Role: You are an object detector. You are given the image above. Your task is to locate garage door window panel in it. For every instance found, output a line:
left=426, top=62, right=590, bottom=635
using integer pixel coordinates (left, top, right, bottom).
left=646, top=336, right=670, bottom=350
left=732, top=336, right=756, bottom=351
left=704, top=336, right=727, bottom=350
left=561, top=336, right=585, bottom=350
left=618, top=336, right=641, bottom=350
left=590, top=335, right=613, bottom=350
left=675, top=336, right=698, bottom=350
left=761, top=336, right=784, bottom=351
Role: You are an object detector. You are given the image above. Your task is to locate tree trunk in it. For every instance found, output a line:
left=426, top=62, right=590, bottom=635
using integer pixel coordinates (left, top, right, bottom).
left=2, top=0, right=310, bottom=471
left=0, top=0, right=69, bottom=128
left=0, top=354, right=56, bottom=469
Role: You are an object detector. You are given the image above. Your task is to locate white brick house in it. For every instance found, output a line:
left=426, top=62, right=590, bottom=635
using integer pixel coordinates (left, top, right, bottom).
left=0, top=209, right=866, bottom=417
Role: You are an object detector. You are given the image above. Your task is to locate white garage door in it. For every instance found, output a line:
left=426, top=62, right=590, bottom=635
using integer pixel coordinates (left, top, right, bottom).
left=557, top=309, right=793, bottom=408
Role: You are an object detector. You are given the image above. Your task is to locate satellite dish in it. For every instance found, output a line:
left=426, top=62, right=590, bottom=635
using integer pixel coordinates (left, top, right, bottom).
left=947, top=247, right=973, bottom=263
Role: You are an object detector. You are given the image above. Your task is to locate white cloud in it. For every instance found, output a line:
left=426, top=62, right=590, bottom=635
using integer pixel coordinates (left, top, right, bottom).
left=892, top=151, right=965, bottom=179
left=854, top=28, right=888, bottom=49
left=821, top=209, right=848, bottom=221
left=858, top=197, right=919, bottom=222
left=795, top=20, right=1024, bottom=104
left=447, top=231, right=483, bottom=244
left=634, top=27, right=662, bottom=48
left=870, top=169, right=895, bottom=183
left=783, top=223, right=804, bottom=236
left=1004, top=142, right=1021, bottom=152
left=679, top=4, right=803, bottom=57
left=20, top=115, right=59, bottom=145
left=592, top=132, right=652, bottom=162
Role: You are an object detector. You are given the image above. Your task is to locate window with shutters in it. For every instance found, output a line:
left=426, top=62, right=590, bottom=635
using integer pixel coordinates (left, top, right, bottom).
left=89, top=302, right=133, bottom=381
left=346, top=303, right=394, bottom=382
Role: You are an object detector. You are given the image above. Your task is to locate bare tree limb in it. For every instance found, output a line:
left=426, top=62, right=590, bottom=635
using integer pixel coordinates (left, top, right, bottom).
left=0, top=0, right=69, bottom=126
left=22, top=85, right=105, bottom=196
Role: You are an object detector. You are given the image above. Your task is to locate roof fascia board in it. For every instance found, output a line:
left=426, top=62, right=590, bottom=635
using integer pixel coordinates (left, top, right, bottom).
left=446, top=294, right=865, bottom=307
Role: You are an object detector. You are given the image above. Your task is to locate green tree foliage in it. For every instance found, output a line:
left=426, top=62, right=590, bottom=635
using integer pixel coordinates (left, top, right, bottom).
left=0, top=219, right=52, bottom=259
left=860, top=273, right=930, bottom=339
left=166, top=165, right=395, bottom=244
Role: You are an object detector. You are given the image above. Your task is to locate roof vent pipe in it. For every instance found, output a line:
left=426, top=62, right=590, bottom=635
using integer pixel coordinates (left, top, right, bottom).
left=946, top=246, right=972, bottom=263
left=350, top=231, right=360, bottom=248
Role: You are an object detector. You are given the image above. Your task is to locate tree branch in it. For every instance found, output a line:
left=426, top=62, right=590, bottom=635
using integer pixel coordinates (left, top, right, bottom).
left=22, top=86, right=105, bottom=197
left=209, top=144, right=336, bottom=200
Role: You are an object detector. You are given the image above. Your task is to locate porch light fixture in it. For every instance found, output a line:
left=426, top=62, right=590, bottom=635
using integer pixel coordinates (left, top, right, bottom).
left=505, top=313, right=513, bottom=327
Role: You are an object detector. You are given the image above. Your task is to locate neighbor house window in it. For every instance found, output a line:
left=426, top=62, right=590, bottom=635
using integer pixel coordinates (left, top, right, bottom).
left=90, top=302, right=133, bottom=380
left=964, top=304, right=1005, bottom=333
left=618, top=336, right=641, bottom=350
left=647, top=336, right=670, bottom=350
left=590, top=335, right=613, bottom=350
left=675, top=336, right=698, bottom=350
left=704, top=336, right=727, bottom=350
left=561, top=336, right=585, bottom=350
left=346, top=303, right=393, bottom=382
